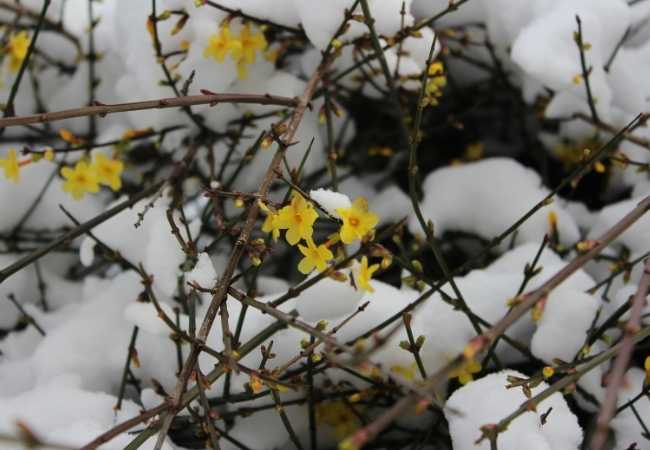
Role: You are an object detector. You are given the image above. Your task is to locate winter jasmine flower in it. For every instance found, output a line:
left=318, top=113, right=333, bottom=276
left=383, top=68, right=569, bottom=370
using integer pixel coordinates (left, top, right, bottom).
left=448, top=358, right=481, bottom=385
left=390, top=363, right=417, bottom=381
left=61, top=161, right=99, bottom=200
left=6, top=31, right=30, bottom=73
left=297, top=238, right=333, bottom=274
left=203, top=23, right=242, bottom=63
left=277, top=192, right=318, bottom=246
left=234, top=23, right=267, bottom=79
left=316, top=401, right=360, bottom=441
left=91, top=153, right=124, bottom=191
left=337, top=197, right=379, bottom=244
left=355, top=256, right=379, bottom=293
left=58, top=128, right=85, bottom=146
left=0, top=148, right=20, bottom=182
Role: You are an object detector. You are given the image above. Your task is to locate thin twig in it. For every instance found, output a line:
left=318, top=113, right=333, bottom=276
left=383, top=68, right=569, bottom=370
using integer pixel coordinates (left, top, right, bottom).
left=589, top=257, right=650, bottom=450
left=0, top=93, right=300, bottom=129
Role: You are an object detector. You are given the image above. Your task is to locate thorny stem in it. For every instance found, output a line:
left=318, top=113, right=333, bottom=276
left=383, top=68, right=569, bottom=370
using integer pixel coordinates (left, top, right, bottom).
left=0, top=92, right=300, bottom=129
left=589, top=258, right=650, bottom=450
left=490, top=325, right=650, bottom=445
left=150, top=59, right=329, bottom=450
left=342, top=195, right=650, bottom=449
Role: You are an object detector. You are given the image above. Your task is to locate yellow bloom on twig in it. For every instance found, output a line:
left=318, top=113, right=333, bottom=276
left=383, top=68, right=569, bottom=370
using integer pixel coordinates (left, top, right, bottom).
left=6, top=31, right=30, bottom=73
left=259, top=200, right=281, bottom=241
left=0, top=148, right=20, bottom=182
left=61, top=161, right=99, bottom=200
left=448, top=358, right=481, bottom=385
left=91, top=153, right=124, bottom=191
left=390, top=363, right=418, bottom=381
left=422, top=61, right=447, bottom=107
left=315, top=401, right=360, bottom=441
left=203, top=23, right=242, bottom=63
left=297, top=238, right=333, bottom=274
left=644, top=356, right=650, bottom=384
left=233, top=23, right=267, bottom=80
left=262, top=212, right=281, bottom=241
left=237, top=23, right=267, bottom=66
left=355, top=256, right=379, bottom=293
left=59, top=128, right=85, bottom=146
left=336, top=197, right=379, bottom=244
left=276, top=192, right=319, bottom=246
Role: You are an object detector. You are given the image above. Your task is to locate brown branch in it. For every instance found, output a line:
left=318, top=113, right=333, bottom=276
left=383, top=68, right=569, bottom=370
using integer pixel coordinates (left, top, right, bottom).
left=78, top=402, right=170, bottom=450
left=589, top=257, right=650, bottom=450
left=150, top=57, right=329, bottom=450
left=574, top=112, right=650, bottom=151
left=0, top=92, right=300, bottom=129
left=342, top=195, right=650, bottom=449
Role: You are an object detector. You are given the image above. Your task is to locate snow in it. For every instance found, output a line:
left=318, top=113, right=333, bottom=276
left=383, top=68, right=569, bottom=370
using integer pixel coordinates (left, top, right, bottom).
left=611, top=368, right=650, bottom=450
left=530, top=288, right=599, bottom=363
left=0, top=151, right=102, bottom=232
left=446, top=370, right=583, bottom=450
left=77, top=196, right=199, bottom=298
left=2, top=0, right=650, bottom=448
left=0, top=374, right=174, bottom=450
left=295, top=269, right=365, bottom=321
left=124, top=301, right=184, bottom=336
left=409, top=158, right=581, bottom=249
left=310, top=188, right=352, bottom=218
left=187, top=252, right=217, bottom=288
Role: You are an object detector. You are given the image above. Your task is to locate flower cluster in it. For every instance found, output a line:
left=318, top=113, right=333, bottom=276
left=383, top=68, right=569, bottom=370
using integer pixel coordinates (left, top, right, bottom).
left=421, top=61, right=447, bottom=107
left=203, top=22, right=267, bottom=79
left=261, top=191, right=380, bottom=291
left=60, top=153, right=124, bottom=200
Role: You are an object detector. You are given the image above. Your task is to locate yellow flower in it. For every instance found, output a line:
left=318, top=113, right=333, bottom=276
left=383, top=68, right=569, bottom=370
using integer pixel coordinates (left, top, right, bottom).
left=121, top=127, right=153, bottom=141
left=91, top=153, right=123, bottom=191
left=355, top=256, right=379, bottom=293
left=230, top=23, right=267, bottom=80
left=249, top=373, right=264, bottom=393
left=262, top=211, right=281, bottom=241
left=61, top=161, right=99, bottom=200
left=645, top=356, right=650, bottom=384
left=276, top=192, right=319, bottom=246
left=237, top=23, right=267, bottom=65
left=422, top=61, right=446, bottom=107
left=203, top=24, right=242, bottom=63
left=315, top=401, right=360, bottom=441
left=58, top=128, right=85, bottom=146
left=390, top=363, right=418, bottom=381
left=448, top=358, right=481, bottom=385
left=0, top=148, right=20, bottom=182
left=6, top=31, right=30, bottom=73
left=297, top=238, right=333, bottom=274
left=336, top=197, right=379, bottom=244
left=542, top=366, right=555, bottom=379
